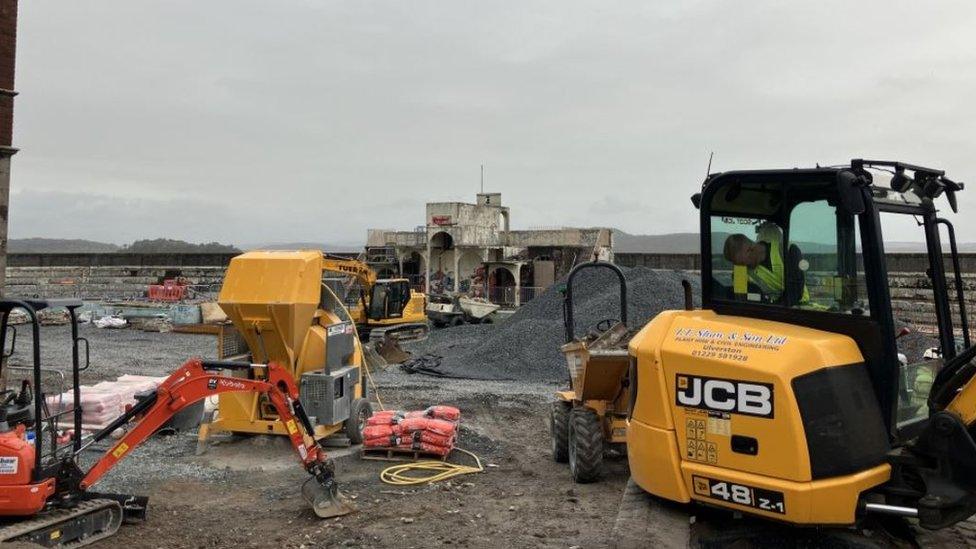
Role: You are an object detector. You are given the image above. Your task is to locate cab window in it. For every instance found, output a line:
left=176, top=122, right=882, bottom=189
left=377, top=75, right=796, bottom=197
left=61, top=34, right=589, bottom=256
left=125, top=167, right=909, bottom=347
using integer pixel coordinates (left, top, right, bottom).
left=786, top=200, right=869, bottom=314
left=709, top=182, right=869, bottom=314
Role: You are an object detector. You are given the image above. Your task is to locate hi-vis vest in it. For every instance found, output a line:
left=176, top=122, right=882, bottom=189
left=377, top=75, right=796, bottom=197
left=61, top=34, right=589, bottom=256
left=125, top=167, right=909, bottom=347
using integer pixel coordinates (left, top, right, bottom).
left=732, top=235, right=810, bottom=303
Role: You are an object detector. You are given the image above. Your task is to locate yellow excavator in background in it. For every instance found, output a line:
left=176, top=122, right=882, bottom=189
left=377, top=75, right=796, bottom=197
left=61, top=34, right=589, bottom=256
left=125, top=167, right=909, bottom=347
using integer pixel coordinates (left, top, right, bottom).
left=321, top=253, right=429, bottom=343
left=614, top=160, right=976, bottom=545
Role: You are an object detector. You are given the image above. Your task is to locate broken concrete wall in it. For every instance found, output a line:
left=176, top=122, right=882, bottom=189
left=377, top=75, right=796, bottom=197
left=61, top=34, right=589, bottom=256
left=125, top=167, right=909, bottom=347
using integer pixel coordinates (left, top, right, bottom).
left=505, top=227, right=610, bottom=248
left=5, top=265, right=227, bottom=300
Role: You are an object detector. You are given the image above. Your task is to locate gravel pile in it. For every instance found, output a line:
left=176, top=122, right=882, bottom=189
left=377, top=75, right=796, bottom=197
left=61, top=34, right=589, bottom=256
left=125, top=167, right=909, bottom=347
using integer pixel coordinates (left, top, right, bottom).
left=406, top=267, right=700, bottom=382
left=895, top=323, right=941, bottom=364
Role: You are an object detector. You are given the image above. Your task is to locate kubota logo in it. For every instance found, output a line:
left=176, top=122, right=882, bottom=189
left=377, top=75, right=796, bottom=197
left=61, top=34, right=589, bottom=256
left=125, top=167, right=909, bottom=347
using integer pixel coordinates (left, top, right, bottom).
left=675, top=374, right=774, bottom=418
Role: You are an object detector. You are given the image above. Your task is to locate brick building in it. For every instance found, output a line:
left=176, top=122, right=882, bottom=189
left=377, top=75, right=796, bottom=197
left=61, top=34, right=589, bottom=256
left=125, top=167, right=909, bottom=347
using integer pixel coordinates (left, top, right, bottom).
left=0, top=0, right=17, bottom=293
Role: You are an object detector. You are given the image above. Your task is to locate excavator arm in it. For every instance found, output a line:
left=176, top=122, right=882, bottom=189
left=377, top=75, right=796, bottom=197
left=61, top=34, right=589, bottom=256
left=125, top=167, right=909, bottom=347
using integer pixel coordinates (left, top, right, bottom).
left=321, top=253, right=377, bottom=290
left=76, top=359, right=352, bottom=518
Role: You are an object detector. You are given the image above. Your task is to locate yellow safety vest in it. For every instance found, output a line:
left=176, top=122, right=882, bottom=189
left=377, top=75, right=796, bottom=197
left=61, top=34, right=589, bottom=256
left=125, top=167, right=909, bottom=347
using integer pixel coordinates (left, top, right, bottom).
left=733, top=237, right=810, bottom=304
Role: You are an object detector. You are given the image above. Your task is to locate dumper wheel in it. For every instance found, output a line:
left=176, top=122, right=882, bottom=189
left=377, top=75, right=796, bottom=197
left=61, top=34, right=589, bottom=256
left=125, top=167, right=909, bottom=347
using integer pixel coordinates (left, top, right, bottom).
left=449, top=316, right=465, bottom=327
left=569, top=407, right=603, bottom=483
left=345, top=398, right=373, bottom=445
left=550, top=401, right=571, bottom=463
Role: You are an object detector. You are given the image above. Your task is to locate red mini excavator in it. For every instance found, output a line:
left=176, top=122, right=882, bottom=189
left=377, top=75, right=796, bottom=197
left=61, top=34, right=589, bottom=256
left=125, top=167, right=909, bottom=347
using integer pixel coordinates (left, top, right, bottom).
left=0, top=298, right=353, bottom=547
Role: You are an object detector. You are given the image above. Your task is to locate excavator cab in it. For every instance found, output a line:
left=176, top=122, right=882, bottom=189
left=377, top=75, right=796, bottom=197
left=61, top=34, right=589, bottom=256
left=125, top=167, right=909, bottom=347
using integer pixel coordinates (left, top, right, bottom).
left=367, top=279, right=411, bottom=320
left=699, top=161, right=971, bottom=444
left=627, top=160, right=976, bottom=536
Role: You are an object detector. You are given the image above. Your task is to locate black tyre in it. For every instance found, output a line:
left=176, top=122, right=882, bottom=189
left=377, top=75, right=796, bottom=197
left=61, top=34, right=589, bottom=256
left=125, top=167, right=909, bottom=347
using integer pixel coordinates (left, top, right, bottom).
left=550, top=400, right=571, bottom=463
left=568, top=407, right=604, bottom=483
left=345, top=398, right=373, bottom=445
left=449, top=316, right=465, bottom=327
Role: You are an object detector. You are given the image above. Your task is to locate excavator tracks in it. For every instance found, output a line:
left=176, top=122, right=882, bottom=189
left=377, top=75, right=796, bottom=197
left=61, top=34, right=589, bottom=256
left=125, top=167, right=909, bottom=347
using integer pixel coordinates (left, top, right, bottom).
left=368, top=322, right=429, bottom=345
left=0, top=499, right=123, bottom=548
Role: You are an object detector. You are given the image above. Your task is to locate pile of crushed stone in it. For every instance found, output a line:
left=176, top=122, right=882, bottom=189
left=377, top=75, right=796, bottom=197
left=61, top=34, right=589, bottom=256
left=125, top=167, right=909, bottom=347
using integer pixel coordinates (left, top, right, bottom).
left=404, top=267, right=700, bottom=382
left=402, top=265, right=951, bottom=382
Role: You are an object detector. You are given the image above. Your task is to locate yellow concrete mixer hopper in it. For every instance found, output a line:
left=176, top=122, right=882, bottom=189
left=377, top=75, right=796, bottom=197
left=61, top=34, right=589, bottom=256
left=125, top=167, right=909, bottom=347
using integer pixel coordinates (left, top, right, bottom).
left=205, top=250, right=372, bottom=442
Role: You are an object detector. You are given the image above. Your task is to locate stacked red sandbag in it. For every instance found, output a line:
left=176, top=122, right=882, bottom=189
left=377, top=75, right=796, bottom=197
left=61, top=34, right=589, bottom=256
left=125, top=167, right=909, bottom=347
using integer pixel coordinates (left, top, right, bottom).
left=362, top=406, right=461, bottom=456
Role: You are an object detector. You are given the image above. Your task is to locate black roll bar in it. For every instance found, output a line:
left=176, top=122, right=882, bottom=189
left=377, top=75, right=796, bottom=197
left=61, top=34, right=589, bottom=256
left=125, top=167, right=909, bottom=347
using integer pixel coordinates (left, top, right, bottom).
left=0, top=299, right=85, bottom=481
left=936, top=218, right=971, bottom=349
left=563, top=261, right=628, bottom=343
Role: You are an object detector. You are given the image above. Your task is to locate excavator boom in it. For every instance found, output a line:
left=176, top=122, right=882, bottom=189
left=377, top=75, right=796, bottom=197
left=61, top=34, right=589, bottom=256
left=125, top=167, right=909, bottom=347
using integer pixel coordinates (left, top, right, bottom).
left=81, top=359, right=351, bottom=517
left=77, top=359, right=352, bottom=517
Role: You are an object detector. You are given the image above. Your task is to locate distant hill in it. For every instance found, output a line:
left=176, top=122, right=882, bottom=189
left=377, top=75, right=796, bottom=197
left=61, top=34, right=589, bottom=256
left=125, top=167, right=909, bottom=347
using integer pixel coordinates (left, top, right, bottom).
left=613, top=231, right=701, bottom=253
left=242, top=242, right=364, bottom=253
left=9, top=238, right=120, bottom=253
left=122, top=239, right=240, bottom=253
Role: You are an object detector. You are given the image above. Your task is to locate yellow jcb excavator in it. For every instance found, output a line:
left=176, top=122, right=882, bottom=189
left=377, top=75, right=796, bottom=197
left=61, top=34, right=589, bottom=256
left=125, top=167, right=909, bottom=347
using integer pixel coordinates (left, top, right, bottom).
left=615, top=160, right=975, bottom=545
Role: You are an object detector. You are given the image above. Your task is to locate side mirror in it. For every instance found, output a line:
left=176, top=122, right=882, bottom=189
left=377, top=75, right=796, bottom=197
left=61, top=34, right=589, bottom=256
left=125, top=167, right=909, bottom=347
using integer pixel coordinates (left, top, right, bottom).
left=690, top=193, right=702, bottom=209
left=836, top=170, right=866, bottom=215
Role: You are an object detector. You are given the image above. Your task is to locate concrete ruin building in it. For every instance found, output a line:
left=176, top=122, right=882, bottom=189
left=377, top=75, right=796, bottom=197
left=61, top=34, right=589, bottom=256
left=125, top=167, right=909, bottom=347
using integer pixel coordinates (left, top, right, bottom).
left=366, top=193, right=613, bottom=306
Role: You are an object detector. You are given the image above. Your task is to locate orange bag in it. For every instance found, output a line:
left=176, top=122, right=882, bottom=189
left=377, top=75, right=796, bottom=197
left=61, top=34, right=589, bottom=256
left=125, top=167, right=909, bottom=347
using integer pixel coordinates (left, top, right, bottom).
left=425, top=406, right=461, bottom=422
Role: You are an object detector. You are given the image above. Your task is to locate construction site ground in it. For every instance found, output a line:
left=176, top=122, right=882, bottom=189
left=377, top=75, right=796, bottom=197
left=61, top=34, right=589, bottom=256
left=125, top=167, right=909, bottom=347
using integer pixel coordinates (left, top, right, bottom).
left=16, top=324, right=628, bottom=548
left=14, top=324, right=976, bottom=549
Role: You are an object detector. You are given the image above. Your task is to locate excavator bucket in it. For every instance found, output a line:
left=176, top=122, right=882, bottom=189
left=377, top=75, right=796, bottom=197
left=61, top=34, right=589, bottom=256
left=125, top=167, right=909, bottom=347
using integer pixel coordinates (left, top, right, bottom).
left=302, top=477, right=356, bottom=519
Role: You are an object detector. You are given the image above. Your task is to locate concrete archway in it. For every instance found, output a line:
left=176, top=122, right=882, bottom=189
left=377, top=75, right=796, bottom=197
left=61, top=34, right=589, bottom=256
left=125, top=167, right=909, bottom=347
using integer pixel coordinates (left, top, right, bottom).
left=488, top=265, right=518, bottom=306
left=430, top=231, right=454, bottom=250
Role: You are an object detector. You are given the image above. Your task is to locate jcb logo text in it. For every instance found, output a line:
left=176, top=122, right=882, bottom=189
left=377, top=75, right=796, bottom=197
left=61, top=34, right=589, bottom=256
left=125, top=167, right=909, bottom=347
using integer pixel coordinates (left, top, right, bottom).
left=675, top=375, right=773, bottom=418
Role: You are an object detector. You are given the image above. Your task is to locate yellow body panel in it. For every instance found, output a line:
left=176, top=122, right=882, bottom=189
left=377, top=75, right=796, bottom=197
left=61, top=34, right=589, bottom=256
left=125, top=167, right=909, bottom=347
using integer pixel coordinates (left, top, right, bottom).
left=681, top=462, right=891, bottom=525
left=948, top=373, right=976, bottom=425
left=213, top=250, right=363, bottom=438
left=628, top=309, right=890, bottom=526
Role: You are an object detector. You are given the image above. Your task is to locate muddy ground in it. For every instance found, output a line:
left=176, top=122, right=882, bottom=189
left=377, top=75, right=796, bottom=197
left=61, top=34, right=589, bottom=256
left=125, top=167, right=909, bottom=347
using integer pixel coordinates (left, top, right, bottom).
left=7, top=324, right=629, bottom=548
left=101, top=386, right=630, bottom=548
left=7, top=324, right=974, bottom=548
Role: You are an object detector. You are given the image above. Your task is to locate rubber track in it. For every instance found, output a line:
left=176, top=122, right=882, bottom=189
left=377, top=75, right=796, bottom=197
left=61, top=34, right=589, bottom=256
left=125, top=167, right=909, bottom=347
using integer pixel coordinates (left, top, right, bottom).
left=0, top=498, right=122, bottom=548
left=369, top=323, right=430, bottom=344
left=569, top=407, right=603, bottom=483
left=550, top=401, right=571, bottom=463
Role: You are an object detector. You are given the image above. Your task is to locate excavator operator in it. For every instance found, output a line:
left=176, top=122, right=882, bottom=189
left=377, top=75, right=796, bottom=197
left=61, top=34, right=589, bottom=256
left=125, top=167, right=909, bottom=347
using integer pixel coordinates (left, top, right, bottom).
left=723, top=222, right=810, bottom=304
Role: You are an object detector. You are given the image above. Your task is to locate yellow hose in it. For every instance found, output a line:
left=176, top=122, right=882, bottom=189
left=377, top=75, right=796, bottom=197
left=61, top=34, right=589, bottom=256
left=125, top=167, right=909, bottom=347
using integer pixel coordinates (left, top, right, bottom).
left=379, top=448, right=484, bottom=485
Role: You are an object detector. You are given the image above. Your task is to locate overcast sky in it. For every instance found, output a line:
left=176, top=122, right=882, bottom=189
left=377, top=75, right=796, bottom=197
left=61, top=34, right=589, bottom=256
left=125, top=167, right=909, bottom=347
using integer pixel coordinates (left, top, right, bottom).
left=10, top=1, right=976, bottom=246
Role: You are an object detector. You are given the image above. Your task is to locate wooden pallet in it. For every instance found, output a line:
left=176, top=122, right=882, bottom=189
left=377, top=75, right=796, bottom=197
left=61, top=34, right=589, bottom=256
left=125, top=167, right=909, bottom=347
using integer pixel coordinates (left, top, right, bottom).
left=173, top=323, right=222, bottom=335
left=361, top=446, right=451, bottom=462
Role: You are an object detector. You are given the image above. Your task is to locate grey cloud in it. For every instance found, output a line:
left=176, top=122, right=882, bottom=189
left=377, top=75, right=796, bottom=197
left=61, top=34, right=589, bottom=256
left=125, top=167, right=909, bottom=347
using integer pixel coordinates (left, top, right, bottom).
left=10, top=0, right=976, bottom=245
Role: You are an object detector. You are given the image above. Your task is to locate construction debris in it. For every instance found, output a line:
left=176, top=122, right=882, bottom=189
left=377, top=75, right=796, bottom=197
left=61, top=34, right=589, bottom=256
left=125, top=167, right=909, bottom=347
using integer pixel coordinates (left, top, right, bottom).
left=134, top=316, right=174, bottom=333
left=94, top=315, right=127, bottom=329
left=38, top=308, right=70, bottom=326
left=199, top=302, right=228, bottom=324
